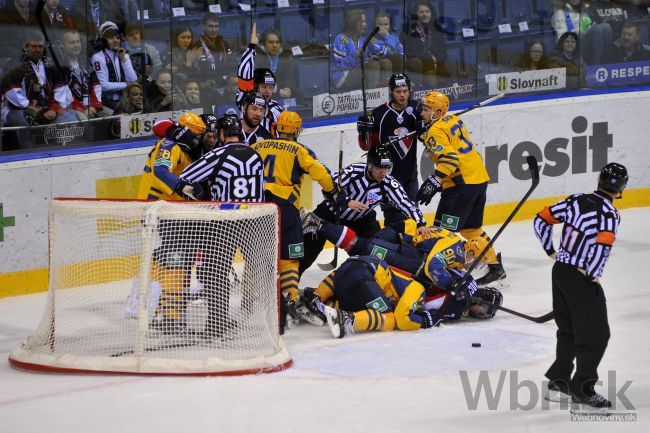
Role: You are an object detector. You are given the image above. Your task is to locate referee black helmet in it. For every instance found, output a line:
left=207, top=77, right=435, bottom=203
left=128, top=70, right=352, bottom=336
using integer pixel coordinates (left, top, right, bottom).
left=598, top=162, right=628, bottom=194
left=367, top=145, right=393, bottom=169
left=216, top=114, right=242, bottom=138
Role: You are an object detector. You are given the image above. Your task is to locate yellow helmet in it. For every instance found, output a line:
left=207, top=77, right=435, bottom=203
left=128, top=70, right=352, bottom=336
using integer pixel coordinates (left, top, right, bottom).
left=277, top=111, right=303, bottom=135
left=464, top=237, right=491, bottom=269
left=421, top=91, right=449, bottom=118
left=178, top=112, right=206, bottom=135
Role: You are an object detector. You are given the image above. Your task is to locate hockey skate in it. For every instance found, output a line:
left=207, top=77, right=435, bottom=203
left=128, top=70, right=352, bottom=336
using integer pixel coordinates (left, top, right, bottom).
left=298, top=287, right=327, bottom=326
left=301, top=211, right=323, bottom=235
left=544, top=380, right=571, bottom=403
left=476, top=252, right=507, bottom=287
left=323, top=305, right=355, bottom=338
left=570, top=391, right=612, bottom=414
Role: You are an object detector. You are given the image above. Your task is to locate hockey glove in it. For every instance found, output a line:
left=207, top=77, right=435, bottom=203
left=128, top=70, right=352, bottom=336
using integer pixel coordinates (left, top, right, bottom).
left=175, top=179, right=206, bottom=200
left=416, top=175, right=442, bottom=205
left=447, top=273, right=478, bottom=308
left=356, top=115, right=376, bottom=135
left=416, top=308, right=443, bottom=329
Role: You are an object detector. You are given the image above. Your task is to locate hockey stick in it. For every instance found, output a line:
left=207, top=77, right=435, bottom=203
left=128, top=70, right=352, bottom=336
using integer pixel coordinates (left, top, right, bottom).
left=454, top=93, right=505, bottom=116
left=472, top=299, right=555, bottom=323
left=360, top=26, right=381, bottom=116
left=318, top=131, right=345, bottom=271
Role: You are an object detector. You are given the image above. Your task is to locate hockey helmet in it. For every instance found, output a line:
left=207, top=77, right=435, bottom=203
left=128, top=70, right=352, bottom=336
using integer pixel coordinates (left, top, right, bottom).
left=463, top=237, right=491, bottom=270
left=389, top=73, right=411, bottom=92
left=152, top=119, right=176, bottom=138
left=216, top=113, right=242, bottom=138
left=277, top=111, right=303, bottom=135
left=598, top=162, right=628, bottom=195
left=367, top=145, right=393, bottom=169
left=420, top=91, right=449, bottom=118
left=253, top=68, right=276, bottom=87
left=469, top=287, right=503, bottom=319
left=241, top=91, right=268, bottom=109
left=178, top=112, right=206, bottom=135
left=169, top=126, right=201, bottom=152
left=200, top=113, right=218, bottom=132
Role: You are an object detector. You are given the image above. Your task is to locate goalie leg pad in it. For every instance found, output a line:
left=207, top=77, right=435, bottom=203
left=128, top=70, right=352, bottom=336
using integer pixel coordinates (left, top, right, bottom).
left=154, top=265, right=189, bottom=322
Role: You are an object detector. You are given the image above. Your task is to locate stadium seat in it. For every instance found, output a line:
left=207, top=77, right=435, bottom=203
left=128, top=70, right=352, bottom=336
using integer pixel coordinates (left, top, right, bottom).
left=438, top=0, right=474, bottom=41
left=297, top=56, right=329, bottom=100
left=312, top=6, right=330, bottom=44
left=243, top=13, right=277, bottom=42
left=279, top=10, right=311, bottom=47
left=476, top=0, right=499, bottom=32
left=505, top=0, right=533, bottom=27
left=496, top=36, right=525, bottom=69
left=381, top=1, right=405, bottom=31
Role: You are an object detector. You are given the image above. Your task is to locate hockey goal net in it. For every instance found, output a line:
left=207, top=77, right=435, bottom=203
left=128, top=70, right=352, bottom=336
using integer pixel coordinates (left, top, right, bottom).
left=9, top=199, right=291, bottom=375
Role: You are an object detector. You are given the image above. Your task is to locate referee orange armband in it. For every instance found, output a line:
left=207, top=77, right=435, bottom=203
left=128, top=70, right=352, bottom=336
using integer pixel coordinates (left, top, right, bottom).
left=538, top=206, right=560, bottom=224
left=596, top=231, right=616, bottom=246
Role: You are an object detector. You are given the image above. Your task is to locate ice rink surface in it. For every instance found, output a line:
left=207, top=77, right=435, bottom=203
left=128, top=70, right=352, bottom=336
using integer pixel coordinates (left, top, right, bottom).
left=1, top=208, right=649, bottom=433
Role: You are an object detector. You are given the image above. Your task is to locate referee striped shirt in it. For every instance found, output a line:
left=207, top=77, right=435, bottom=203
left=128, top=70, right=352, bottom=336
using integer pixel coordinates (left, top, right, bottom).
left=325, top=162, right=425, bottom=225
left=180, top=142, right=265, bottom=202
left=533, top=190, right=620, bottom=279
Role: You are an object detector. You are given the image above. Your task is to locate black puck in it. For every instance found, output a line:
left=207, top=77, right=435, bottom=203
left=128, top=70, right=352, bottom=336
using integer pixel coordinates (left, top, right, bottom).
left=472, top=343, right=481, bottom=347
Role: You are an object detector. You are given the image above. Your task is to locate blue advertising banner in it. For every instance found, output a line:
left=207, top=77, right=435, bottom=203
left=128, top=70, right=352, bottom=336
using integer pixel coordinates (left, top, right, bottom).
left=586, top=61, right=650, bottom=86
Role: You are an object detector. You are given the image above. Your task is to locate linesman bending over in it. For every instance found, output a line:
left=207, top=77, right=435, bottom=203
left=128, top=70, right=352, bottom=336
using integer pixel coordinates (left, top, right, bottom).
left=300, top=146, right=431, bottom=275
left=252, top=111, right=335, bottom=332
left=533, top=162, right=627, bottom=411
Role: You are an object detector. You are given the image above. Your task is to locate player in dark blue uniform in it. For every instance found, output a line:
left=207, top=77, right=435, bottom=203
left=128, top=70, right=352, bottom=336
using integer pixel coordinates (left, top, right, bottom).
left=357, top=73, right=425, bottom=226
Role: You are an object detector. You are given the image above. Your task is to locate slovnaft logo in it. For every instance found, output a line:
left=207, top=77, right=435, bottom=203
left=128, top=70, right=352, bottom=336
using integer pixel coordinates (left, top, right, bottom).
left=487, top=68, right=566, bottom=95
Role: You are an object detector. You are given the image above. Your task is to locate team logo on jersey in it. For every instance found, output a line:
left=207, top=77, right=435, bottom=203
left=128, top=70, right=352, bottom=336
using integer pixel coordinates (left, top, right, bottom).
left=370, top=245, right=388, bottom=260
left=289, top=243, right=304, bottom=258
left=405, top=106, right=413, bottom=115
left=366, top=297, right=389, bottom=312
left=434, top=252, right=448, bottom=268
left=367, top=192, right=381, bottom=204
left=391, top=127, right=412, bottom=159
left=440, top=214, right=460, bottom=231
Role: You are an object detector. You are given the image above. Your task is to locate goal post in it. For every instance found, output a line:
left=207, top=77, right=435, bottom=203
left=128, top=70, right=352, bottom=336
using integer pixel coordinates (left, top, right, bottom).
left=9, top=199, right=292, bottom=375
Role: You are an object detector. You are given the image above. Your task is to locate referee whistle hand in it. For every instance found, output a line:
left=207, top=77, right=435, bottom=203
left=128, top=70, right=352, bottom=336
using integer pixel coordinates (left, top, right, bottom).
left=347, top=200, right=369, bottom=212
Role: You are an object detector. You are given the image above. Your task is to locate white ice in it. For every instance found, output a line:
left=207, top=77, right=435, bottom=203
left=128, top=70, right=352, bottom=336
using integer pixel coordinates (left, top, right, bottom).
left=1, top=208, right=649, bottom=433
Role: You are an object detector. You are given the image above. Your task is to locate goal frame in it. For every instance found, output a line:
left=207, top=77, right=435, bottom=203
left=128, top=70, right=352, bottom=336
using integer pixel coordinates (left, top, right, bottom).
left=9, top=198, right=292, bottom=376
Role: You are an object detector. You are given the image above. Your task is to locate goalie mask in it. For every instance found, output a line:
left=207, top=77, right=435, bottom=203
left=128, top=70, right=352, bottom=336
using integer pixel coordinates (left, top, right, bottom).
left=469, top=287, right=503, bottom=319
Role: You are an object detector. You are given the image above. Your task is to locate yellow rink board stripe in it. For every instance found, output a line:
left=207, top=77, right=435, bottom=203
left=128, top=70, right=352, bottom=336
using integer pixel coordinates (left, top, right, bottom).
left=1, top=188, right=648, bottom=298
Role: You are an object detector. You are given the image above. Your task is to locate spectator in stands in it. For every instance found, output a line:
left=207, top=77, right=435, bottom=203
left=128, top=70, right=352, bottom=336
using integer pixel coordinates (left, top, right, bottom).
left=1, top=31, right=76, bottom=146
left=181, top=78, right=209, bottom=111
left=0, top=0, right=39, bottom=62
left=130, top=52, right=153, bottom=84
left=549, top=32, right=586, bottom=89
left=89, top=21, right=137, bottom=110
left=145, top=68, right=186, bottom=112
left=602, top=21, right=650, bottom=63
left=403, top=0, right=449, bottom=88
left=256, top=28, right=296, bottom=99
left=69, top=0, right=126, bottom=41
left=214, top=74, right=238, bottom=111
left=163, top=24, right=196, bottom=77
left=39, top=0, right=76, bottom=45
left=190, top=12, right=232, bottom=105
left=114, top=82, right=144, bottom=114
left=331, top=9, right=382, bottom=91
left=123, top=22, right=163, bottom=74
left=60, top=28, right=110, bottom=120
left=515, top=38, right=551, bottom=71
left=367, top=12, right=404, bottom=78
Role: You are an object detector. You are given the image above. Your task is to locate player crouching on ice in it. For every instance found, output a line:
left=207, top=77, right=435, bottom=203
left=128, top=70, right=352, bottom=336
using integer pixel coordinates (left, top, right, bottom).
left=300, top=216, right=503, bottom=337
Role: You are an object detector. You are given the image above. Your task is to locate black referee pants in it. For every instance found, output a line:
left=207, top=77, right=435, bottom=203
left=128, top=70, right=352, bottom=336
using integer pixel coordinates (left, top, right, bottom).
left=299, top=203, right=381, bottom=276
left=545, top=261, right=610, bottom=396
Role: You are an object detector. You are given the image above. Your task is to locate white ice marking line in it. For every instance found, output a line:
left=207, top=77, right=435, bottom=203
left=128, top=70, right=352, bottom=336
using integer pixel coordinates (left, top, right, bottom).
left=0, top=377, right=146, bottom=406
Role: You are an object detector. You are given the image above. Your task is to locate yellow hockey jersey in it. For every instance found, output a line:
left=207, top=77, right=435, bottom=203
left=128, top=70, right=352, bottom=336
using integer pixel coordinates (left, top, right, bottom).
left=422, top=113, right=489, bottom=189
left=137, top=138, right=193, bottom=200
left=252, top=138, right=334, bottom=208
